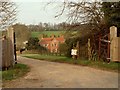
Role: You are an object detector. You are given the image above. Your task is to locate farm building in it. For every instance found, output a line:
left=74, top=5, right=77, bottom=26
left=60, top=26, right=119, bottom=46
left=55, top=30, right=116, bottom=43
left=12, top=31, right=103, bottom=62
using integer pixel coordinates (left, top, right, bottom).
left=39, top=35, right=65, bottom=53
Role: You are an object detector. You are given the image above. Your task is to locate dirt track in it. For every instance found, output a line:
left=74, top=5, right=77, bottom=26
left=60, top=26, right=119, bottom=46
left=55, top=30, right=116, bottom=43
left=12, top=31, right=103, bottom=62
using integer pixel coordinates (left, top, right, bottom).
left=3, top=56, right=118, bottom=88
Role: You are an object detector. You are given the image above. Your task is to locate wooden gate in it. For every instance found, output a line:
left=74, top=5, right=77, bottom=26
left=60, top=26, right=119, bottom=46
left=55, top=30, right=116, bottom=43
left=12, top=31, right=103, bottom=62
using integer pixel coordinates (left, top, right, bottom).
left=98, top=26, right=120, bottom=62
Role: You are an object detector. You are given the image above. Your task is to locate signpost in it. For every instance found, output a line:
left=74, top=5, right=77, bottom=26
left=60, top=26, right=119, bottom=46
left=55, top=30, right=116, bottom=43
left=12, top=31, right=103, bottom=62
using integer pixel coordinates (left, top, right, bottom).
left=71, top=48, right=78, bottom=59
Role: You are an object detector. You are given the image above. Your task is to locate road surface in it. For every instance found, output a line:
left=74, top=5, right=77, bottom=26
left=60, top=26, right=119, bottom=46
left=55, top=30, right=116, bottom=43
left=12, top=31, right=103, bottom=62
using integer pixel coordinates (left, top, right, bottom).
left=3, top=56, right=118, bottom=88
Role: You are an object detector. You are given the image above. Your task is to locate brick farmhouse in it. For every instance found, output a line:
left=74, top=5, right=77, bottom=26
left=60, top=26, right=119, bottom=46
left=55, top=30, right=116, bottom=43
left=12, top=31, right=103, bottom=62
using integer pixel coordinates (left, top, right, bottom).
left=39, top=35, right=65, bottom=53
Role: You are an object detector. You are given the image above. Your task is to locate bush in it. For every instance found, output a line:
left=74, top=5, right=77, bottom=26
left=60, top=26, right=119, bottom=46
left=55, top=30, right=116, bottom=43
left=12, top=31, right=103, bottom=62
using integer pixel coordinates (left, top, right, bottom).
left=58, top=43, right=68, bottom=55
left=26, top=37, right=47, bottom=53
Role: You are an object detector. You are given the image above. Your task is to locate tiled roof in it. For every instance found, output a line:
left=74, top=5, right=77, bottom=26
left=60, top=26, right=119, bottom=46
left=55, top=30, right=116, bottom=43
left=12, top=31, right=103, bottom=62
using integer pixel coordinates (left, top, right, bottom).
left=40, top=37, right=64, bottom=44
left=56, top=37, right=64, bottom=42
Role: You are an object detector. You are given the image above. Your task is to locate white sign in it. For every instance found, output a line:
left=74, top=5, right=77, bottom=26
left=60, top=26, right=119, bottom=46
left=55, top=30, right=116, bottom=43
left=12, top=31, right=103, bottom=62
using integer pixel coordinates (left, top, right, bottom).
left=71, top=49, right=77, bottom=55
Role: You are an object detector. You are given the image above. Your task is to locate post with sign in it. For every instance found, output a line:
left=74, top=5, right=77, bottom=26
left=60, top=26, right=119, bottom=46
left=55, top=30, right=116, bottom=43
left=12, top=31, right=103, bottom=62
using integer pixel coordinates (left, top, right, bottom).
left=71, top=47, right=78, bottom=63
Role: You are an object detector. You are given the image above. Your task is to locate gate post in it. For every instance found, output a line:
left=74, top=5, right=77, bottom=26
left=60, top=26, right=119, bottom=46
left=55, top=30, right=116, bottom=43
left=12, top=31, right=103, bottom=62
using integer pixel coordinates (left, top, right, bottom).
left=98, top=35, right=101, bottom=61
left=110, top=26, right=117, bottom=61
left=7, top=26, right=14, bottom=67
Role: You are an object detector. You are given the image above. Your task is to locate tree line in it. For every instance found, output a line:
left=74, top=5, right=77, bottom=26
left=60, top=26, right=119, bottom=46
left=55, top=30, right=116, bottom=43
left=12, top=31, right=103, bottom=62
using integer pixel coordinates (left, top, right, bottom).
left=27, top=22, right=70, bottom=32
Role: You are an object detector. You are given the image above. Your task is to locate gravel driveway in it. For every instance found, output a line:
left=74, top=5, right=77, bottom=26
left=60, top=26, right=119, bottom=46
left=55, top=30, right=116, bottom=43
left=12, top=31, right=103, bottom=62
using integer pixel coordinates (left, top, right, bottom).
left=3, top=56, right=118, bottom=88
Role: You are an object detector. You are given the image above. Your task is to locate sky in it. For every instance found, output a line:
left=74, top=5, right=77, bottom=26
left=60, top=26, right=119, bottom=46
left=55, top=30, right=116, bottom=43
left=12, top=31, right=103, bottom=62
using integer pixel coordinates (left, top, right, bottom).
left=11, top=0, right=115, bottom=25
left=14, top=1, right=67, bottom=25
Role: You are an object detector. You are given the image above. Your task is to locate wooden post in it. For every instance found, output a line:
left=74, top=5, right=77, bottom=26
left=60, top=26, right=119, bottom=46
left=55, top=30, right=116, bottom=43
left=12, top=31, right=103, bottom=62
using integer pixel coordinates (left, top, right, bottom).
left=107, top=33, right=110, bottom=61
left=2, top=35, right=9, bottom=69
left=14, top=32, right=17, bottom=64
left=98, top=35, right=101, bottom=61
left=88, top=38, right=91, bottom=60
left=76, top=41, right=80, bottom=58
left=7, top=26, right=14, bottom=67
left=110, top=26, right=117, bottom=61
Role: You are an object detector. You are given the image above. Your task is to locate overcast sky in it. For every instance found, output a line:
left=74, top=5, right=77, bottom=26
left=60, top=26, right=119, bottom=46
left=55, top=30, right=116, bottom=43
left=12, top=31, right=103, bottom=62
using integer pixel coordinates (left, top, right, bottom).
left=14, top=1, right=67, bottom=25
left=12, top=0, right=107, bottom=25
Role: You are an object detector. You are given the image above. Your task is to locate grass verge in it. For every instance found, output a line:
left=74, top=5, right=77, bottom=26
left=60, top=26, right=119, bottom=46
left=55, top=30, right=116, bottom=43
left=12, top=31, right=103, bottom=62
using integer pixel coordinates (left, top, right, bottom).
left=21, top=54, right=119, bottom=72
left=1, top=63, right=29, bottom=81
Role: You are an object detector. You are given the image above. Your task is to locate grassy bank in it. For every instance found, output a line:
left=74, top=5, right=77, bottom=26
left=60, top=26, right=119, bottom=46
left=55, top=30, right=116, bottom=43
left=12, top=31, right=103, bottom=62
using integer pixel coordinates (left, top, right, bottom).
left=21, top=54, right=119, bottom=72
left=2, top=63, right=29, bottom=81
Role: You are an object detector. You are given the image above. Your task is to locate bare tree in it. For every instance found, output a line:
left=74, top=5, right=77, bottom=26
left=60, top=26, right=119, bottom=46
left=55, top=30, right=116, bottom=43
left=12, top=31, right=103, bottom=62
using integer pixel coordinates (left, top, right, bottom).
left=55, top=0, right=105, bottom=32
left=0, top=1, right=17, bottom=30
left=54, top=0, right=108, bottom=60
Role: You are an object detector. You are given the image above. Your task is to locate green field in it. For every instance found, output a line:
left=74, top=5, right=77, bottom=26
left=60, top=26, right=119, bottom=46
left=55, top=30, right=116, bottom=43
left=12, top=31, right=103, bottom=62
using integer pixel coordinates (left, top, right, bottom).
left=31, top=31, right=65, bottom=38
